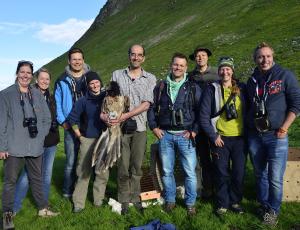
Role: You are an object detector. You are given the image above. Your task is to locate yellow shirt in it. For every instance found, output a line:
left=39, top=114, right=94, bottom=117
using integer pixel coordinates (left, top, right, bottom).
left=216, top=87, right=243, bottom=136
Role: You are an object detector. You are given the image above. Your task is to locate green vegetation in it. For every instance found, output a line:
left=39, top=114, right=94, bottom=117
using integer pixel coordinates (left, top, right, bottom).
left=1, top=0, right=300, bottom=229
left=0, top=131, right=299, bottom=229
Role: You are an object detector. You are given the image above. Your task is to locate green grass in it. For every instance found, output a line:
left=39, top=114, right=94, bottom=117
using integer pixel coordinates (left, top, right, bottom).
left=0, top=129, right=299, bottom=230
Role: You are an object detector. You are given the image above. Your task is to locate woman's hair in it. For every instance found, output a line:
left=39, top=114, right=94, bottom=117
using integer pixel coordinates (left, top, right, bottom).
left=35, top=68, right=51, bottom=80
left=16, top=60, right=33, bottom=74
left=231, top=78, right=240, bottom=96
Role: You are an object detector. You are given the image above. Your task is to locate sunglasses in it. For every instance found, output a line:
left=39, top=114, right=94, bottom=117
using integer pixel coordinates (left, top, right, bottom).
left=18, top=60, right=33, bottom=67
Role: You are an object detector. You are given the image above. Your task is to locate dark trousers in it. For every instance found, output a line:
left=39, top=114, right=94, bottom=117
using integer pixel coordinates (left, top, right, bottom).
left=2, top=155, right=47, bottom=212
left=196, top=132, right=214, bottom=196
left=117, top=131, right=147, bottom=203
left=211, top=136, right=246, bottom=209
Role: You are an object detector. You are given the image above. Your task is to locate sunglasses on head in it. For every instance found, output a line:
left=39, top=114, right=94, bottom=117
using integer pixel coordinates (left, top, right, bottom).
left=18, top=60, right=33, bottom=67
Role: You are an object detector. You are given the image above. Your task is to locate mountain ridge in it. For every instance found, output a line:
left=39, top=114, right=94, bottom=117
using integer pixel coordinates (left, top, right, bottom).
left=45, top=0, right=300, bottom=87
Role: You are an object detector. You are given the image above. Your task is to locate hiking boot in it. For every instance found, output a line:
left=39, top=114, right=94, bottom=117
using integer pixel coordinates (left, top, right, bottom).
left=163, top=202, right=176, bottom=213
left=121, top=202, right=129, bottom=215
left=38, top=208, right=60, bottom=217
left=215, top=207, right=227, bottom=216
left=73, top=207, right=84, bottom=213
left=186, top=205, right=196, bottom=216
left=262, top=210, right=278, bottom=227
left=3, top=212, right=14, bottom=230
left=230, top=204, right=244, bottom=214
left=133, top=202, right=144, bottom=213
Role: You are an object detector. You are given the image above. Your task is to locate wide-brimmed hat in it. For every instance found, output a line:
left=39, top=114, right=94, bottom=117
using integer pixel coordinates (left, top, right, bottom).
left=189, top=46, right=212, bottom=60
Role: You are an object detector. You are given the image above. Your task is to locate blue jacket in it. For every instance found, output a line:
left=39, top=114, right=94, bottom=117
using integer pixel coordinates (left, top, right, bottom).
left=246, top=64, right=300, bottom=131
left=147, top=80, right=201, bottom=133
left=54, top=64, right=90, bottom=124
left=67, top=91, right=106, bottom=138
left=199, top=80, right=247, bottom=143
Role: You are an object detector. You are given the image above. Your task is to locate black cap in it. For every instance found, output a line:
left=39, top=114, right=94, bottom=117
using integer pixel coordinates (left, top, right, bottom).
left=189, top=46, right=212, bottom=60
left=86, top=71, right=101, bottom=84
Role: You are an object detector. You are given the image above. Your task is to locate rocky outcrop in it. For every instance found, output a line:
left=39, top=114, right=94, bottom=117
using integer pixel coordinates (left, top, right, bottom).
left=93, top=0, right=133, bottom=28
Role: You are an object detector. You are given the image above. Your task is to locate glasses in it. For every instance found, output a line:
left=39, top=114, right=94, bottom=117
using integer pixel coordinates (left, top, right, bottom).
left=129, top=53, right=144, bottom=58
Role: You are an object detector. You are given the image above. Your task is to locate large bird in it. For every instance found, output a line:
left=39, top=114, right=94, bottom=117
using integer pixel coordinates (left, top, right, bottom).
left=92, top=81, right=129, bottom=171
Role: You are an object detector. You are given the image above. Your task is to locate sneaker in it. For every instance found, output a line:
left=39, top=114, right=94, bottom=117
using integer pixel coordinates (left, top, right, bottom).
left=62, top=193, right=72, bottom=199
left=73, top=207, right=84, bottom=213
left=3, top=212, right=14, bottom=230
left=38, top=208, right=60, bottom=217
left=230, top=204, right=244, bottom=214
left=163, top=202, right=176, bottom=213
left=94, top=200, right=103, bottom=208
left=257, top=205, right=267, bottom=218
left=263, top=210, right=278, bottom=227
left=186, top=206, right=196, bottom=216
left=216, top=207, right=227, bottom=216
left=121, top=202, right=129, bottom=215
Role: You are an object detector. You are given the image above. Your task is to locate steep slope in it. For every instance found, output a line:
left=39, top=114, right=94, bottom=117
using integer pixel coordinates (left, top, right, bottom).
left=46, top=0, right=300, bottom=85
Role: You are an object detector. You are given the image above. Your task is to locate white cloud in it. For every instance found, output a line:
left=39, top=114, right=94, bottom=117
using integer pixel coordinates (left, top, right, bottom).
left=35, top=18, right=94, bottom=46
left=0, top=18, right=93, bottom=45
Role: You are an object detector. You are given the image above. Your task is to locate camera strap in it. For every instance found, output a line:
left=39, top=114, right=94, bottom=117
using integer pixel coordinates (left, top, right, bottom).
left=211, top=92, right=235, bottom=119
left=19, top=86, right=37, bottom=121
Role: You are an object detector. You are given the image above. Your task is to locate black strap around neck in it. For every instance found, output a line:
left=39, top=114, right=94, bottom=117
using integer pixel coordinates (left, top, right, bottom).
left=211, top=92, right=235, bottom=119
left=19, top=87, right=37, bottom=121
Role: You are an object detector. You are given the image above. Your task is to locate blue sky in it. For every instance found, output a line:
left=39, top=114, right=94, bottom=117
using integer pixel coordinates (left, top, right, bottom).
left=0, top=0, right=106, bottom=90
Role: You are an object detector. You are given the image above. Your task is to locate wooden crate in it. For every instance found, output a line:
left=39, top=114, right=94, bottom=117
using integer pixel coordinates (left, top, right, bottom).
left=140, top=166, right=161, bottom=201
left=282, top=147, right=300, bottom=202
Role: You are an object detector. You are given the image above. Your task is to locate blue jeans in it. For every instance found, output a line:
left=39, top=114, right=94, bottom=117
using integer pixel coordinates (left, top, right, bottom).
left=159, top=131, right=197, bottom=206
left=248, top=131, right=288, bottom=214
left=13, top=145, right=57, bottom=213
left=63, top=129, right=79, bottom=196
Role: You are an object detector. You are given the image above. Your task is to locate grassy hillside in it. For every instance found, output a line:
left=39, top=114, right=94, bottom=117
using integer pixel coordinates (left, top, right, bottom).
left=46, top=0, right=300, bottom=84
left=1, top=1, right=299, bottom=230
left=45, top=0, right=300, bottom=145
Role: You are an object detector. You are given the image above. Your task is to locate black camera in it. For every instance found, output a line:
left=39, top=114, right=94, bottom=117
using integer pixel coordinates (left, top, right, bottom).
left=23, top=117, right=38, bottom=138
left=225, top=103, right=238, bottom=121
left=254, top=99, right=270, bottom=132
left=254, top=100, right=266, bottom=118
left=172, top=109, right=184, bottom=126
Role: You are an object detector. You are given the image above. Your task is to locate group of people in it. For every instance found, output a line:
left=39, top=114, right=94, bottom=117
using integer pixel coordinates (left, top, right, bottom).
left=0, top=42, right=299, bottom=229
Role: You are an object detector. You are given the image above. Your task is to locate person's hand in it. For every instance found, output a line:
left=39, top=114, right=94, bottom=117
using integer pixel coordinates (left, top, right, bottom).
left=183, top=131, right=196, bottom=139
left=119, top=113, right=130, bottom=122
left=0, top=152, right=9, bottom=160
left=276, top=127, right=288, bottom=139
left=153, top=128, right=164, bottom=139
left=62, top=122, right=70, bottom=130
left=214, top=135, right=224, bottom=147
left=100, top=112, right=121, bottom=127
